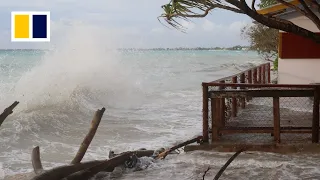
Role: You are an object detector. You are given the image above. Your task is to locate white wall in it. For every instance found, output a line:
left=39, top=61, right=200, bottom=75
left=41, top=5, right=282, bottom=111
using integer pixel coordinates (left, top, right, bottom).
left=278, top=14, right=320, bottom=84
left=278, top=59, right=320, bottom=84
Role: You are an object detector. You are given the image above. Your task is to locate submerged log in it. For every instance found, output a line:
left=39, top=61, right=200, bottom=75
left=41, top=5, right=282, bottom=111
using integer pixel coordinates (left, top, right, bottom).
left=71, top=107, right=106, bottom=164
left=64, top=151, right=147, bottom=180
left=31, top=150, right=154, bottom=180
left=0, top=101, right=19, bottom=127
left=31, top=160, right=104, bottom=180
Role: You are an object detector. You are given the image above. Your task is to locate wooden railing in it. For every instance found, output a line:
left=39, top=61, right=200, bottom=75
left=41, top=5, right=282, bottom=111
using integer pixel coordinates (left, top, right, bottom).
left=202, top=63, right=271, bottom=143
left=201, top=63, right=320, bottom=144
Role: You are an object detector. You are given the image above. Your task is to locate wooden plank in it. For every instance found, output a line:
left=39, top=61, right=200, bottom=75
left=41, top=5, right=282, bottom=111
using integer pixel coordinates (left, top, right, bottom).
left=220, top=128, right=273, bottom=134
left=231, top=77, right=237, bottom=117
left=248, top=70, right=252, bottom=84
left=267, top=63, right=271, bottom=83
left=262, top=65, right=266, bottom=84
left=211, top=63, right=270, bottom=83
left=218, top=127, right=315, bottom=134
left=273, top=97, right=280, bottom=143
left=212, top=98, right=220, bottom=141
left=203, top=82, right=320, bottom=88
left=209, top=89, right=314, bottom=98
left=247, top=70, right=253, bottom=101
left=312, top=88, right=320, bottom=143
left=219, top=80, right=226, bottom=127
left=253, top=68, right=258, bottom=84
left=202, top=84, right=209, bottom=142
left=240, top=73, right=246, bottom=109
left=259, top=66, right=263, bottom=84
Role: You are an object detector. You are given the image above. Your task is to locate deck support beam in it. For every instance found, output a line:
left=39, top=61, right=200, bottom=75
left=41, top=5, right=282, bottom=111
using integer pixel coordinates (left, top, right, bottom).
left=312, top=88, right=320, bottom=143
left=273, top=96, right=280, bottom=143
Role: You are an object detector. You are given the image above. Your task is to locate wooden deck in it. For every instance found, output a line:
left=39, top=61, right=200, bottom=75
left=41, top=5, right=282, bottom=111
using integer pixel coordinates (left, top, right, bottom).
left=196, top=63, right=320, bottom=153
left=217, top=97, right=314, bottom=144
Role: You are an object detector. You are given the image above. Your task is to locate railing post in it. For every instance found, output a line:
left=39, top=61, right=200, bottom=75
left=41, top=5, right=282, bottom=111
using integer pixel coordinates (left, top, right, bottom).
left=202, top=84, right=209, bottom=143
left=240, top=73, right=246, bottom=109
left=267, top=63, right=271, bottom=83
left=273, top=96, right=280, bottom=143
left=259, top=66, right=263, bottom=84
left=232, top=76, right=237, bottom=117
left=248, top=70, right=252, bottom=84
left=262, top=65, right=266, bottom=84
left=219, top=80, right=225, bottom=128
left=312, top=87, right=320, bottom=143
left=212, top=98, right=220, bottom=141
left=253, top=68, right=258, bottom=84
left=247, top=70, right=253, bottom=101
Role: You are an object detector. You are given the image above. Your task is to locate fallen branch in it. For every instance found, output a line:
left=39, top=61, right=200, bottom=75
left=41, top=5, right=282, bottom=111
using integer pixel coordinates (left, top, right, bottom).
left=0, top=101, right=19, bottom=127
left=31, top=150, right=154, bottom=180
left=71, top=107, right=106, bottom=164
left=213, top=149, right=244, bottom=180
left=31, top=160, right=104, bottom=180
left=63, top=150, right=155, bottom=180
left=156, top=136, right=203, bottom=159
left=202, top=166, right=211, bottom=180
left=32, top=146, right=44, bottom=174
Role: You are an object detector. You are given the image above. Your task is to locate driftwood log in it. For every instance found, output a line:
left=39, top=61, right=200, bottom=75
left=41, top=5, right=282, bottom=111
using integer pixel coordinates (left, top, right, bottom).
left=0, top=101, right=19, bottom=127
left=71, top=107, right=106, bottom=164
left=63, top=151, right=155, bottom=180
left=30, top=136, right=200, bottom=180
left=30, top=107, right=156, bottom=180
left=31, top=148, right=154, bottom=180
left=2, top=105, right=214, bottom=180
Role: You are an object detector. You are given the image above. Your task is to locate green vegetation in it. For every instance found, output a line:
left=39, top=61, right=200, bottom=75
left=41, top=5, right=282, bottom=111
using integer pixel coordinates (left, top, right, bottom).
left=241, top=0, right=279, bottom=70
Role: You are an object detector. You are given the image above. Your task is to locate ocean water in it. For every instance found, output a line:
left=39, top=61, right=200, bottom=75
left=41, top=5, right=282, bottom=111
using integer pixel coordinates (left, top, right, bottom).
left=1, top=28, right=320, bottom=180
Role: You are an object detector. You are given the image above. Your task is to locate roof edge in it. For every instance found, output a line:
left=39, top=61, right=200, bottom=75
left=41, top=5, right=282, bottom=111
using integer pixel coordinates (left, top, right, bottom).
left=257, top=0, right=300, bottom=15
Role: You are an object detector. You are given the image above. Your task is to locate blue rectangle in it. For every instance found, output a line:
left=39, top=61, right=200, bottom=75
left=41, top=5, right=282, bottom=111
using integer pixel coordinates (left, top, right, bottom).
left=32, top=15, right=47, bottom=38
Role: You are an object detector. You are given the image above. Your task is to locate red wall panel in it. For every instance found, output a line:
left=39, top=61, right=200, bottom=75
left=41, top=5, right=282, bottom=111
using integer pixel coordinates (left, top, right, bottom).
left=279, top=32, right=320, bottom=59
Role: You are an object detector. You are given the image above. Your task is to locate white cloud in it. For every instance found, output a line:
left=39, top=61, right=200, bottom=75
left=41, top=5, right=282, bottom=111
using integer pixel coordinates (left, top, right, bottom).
left=180, top=20, right=196, bottom=31
left=200, top=19, right=249, bottom=35
left=0, top=0, right=252, bottom=48
left=151, top=28, right=165, bottom=33
left=202, top=19, right=223, bottom=32
left=228, top=21, right=247, bottom=32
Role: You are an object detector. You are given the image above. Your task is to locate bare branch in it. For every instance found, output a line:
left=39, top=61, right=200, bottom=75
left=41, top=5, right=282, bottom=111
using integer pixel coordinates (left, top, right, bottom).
left=0, top=101, right=19, bottom=128
left=202, top=166, right=211, bottom=180
left=32, top=146, right=44, bottom=174
left=299, top=0, right=320, bottom=29
left=226, top=0, right=320, bottom=43
left=252, top=0, right=257, bottom=11
left=276, top=0, right=309, bottom=15
left=305, top=0, right=320, bottom=13
left=71, top=108, right=106, bottom=164
left=155, top=136, right=202, bottom=160
left=213, top=149, right=245, bottom=180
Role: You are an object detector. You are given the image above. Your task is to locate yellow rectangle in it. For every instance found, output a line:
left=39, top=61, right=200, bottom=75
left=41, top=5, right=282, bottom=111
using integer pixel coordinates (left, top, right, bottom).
left=14, top=15, right=29, bottom=38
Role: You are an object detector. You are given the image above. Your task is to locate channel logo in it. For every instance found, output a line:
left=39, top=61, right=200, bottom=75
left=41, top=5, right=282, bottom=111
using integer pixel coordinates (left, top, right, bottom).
left=11, top=11, right=50, bottom=42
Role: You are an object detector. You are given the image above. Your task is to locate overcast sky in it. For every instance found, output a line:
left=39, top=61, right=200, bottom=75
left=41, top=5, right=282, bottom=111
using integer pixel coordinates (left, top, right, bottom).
left=0, top=0, right=255, bottom=49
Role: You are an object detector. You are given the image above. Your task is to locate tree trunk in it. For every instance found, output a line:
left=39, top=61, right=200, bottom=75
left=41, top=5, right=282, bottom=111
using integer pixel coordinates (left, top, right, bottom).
left=227, top=0, right=320, bottom=43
